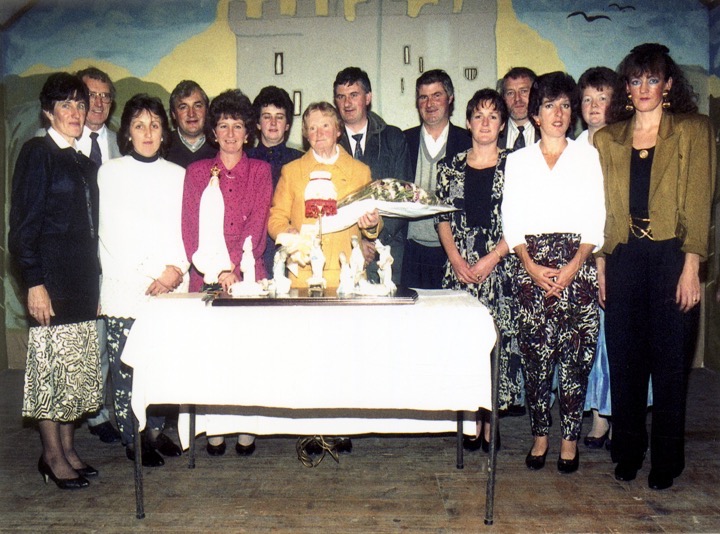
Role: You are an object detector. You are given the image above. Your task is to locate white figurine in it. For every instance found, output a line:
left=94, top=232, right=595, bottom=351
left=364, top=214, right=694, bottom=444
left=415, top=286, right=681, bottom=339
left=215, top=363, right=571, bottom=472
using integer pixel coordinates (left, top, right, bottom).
left=307, top=235, right=326, bottom=290
left=349, top=235, right=366, bottom=286
left=272, top=247, right=291, bottom=295
left=376, top=239, right=396, bottom=294
left=240, top=235, right=256, bottom=283
left=337, top=251, right=354, bottom=295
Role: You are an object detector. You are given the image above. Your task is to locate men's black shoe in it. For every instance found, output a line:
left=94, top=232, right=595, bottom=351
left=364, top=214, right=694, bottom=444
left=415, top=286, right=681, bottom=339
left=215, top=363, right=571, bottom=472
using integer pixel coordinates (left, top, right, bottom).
left=505, top=405, right=527, bottom=417
left=126, top=445, right=164, bottom=467
left=89, top=422, right=121, bottom=443
left=335, top=437, right=352, bottom=454
left=149, top=433, right=182, bottom=457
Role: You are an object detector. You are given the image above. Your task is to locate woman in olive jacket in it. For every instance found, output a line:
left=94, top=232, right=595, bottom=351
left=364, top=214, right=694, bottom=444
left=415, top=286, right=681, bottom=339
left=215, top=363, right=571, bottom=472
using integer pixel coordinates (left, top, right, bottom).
left=594, top=43, right=716, bottom=490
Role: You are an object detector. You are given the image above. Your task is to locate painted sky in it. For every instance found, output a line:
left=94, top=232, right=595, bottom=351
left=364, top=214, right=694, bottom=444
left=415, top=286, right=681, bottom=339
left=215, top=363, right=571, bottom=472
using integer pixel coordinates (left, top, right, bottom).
left=513, top=0, right=710, bottom=78
left=4, top=0, right=217, bottom=77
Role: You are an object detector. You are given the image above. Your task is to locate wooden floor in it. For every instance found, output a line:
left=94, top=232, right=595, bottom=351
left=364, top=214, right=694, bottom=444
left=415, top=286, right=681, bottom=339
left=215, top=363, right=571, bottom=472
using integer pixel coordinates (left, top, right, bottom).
left=0, top=368, right=718, bottom=533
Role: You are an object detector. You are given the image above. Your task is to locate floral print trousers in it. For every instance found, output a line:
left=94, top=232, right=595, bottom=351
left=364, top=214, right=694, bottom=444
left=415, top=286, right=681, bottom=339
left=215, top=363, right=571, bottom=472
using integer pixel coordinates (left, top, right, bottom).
left=516, top=234, right=599, bottom=441
left=106, top=316, right=164, bottom=446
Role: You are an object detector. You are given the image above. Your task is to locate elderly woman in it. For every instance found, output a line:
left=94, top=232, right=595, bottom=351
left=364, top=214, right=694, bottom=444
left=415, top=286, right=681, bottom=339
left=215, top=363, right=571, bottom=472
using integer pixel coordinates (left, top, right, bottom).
left=594, top=44, right=716, bottom=490
left=268, top=101, right=379, bottom=288
left=99, top=94, right=188, bottom=467
left=182, top=89, right=272, bottom=456
left=10, top=73, right=101, bottom=489
left=435, top=88, right=520, bottom=452
left=268, top=102, right=379, bottom=453
left=502, top=72, right=605, bottom=474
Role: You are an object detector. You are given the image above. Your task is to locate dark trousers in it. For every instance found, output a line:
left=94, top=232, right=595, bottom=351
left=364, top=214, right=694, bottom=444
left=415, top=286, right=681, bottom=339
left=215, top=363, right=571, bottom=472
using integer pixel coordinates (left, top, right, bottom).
left=400, top=239, right=446, bottom=289
left=605, top=238, right=698, bottom=475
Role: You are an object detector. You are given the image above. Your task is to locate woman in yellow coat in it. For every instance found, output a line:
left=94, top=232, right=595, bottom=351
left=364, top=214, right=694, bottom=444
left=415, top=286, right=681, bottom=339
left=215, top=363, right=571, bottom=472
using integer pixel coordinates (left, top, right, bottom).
left=268, top=102, right=380, bottom=288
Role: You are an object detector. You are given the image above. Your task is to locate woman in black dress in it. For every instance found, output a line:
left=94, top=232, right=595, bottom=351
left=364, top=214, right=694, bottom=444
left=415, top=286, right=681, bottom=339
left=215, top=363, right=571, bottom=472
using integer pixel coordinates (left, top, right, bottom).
left=10, top=73, right=102, bottom=489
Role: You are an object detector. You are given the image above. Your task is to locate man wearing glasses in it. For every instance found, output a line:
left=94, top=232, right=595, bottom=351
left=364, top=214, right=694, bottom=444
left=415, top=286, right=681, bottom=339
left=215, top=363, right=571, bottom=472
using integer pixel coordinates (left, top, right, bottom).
left=76, top=67, right=122, bottom=444
left=76, top=67, right=121, bottom=165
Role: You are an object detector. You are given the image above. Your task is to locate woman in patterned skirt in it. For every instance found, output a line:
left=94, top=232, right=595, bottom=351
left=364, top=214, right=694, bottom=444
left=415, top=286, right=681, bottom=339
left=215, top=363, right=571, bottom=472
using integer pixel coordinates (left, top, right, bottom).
left=9, top=73, right=102, bottom=489
left=502, top=72, right=606, bottom=474
left=436, top=88, right=520, bottom=452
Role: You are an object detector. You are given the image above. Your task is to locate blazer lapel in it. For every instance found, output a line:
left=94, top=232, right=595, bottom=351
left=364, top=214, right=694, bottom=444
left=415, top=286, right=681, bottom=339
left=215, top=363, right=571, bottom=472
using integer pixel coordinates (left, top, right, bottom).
left=648, top=113, right=676, bottom=204
left=609, top=119, right=634, bottom=219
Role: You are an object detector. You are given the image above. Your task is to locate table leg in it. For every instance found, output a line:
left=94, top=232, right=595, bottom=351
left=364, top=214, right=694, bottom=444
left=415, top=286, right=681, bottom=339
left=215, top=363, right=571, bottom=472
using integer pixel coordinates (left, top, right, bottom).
left=484, top=325, right=501, bottom=526
left=188, top=405, right=196, bottom=469
left=133, top=414, right=145, bottom=519
left=456, top=411, right=464, bottom=469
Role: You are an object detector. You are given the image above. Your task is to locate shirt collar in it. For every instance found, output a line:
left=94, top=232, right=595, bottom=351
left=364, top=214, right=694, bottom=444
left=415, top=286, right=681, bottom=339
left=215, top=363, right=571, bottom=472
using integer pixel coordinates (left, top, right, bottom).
left=179, top=132, right=206, bottom=152
left=48, top=127, right=77, bottom=150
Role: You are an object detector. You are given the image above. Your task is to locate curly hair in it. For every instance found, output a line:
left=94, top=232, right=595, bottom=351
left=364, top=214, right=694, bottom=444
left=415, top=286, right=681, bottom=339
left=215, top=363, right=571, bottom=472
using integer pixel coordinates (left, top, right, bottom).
left=206, top=89, right=256, bottom=146
left=465, top=88, right=508, bottom=127
left=528, top=71, right=579, bottom=138
left=609, top=43, right=698, bottom=121
left=117, top=94, right=172, bottom=157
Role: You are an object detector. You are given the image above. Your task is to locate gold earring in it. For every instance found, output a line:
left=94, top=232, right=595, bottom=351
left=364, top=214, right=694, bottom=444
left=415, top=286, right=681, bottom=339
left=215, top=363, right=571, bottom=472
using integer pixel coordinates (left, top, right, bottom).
left=662, top=90, right=671, bottom=110
left=625, top=93, right=634, bottom=112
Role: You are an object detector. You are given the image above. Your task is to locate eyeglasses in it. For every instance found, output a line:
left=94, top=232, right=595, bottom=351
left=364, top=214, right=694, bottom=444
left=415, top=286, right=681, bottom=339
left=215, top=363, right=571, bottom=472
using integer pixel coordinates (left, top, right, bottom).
left=89, top=92, right=112, bottom=104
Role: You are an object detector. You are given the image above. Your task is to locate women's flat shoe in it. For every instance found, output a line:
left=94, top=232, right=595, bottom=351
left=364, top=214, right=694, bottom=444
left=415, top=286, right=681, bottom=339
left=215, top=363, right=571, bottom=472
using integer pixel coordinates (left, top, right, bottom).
left=236, top=441, right=256, bottom=456
left=583, top=431, right=609, bottom=449
left=75, top=464, right=99, bottom=477
left=38, top=457, right=90, bottom=490
left=614, top=462, right=638, bottom=482
left=525, top=447, right=548, bottom=470
left=206, top=441, right=226, bottom=456
left=557, top=449, right=580, bottom=474
left=648, top=469, right=674, bottom=490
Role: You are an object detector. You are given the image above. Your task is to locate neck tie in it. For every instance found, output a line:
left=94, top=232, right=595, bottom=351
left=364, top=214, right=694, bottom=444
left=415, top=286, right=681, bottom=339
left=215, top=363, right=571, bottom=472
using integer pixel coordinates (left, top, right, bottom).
left=512, top=125, right=525, bottom=150
left=89, top=132, right=102, bottom=167
left=352, top=133, right=363, bottom=159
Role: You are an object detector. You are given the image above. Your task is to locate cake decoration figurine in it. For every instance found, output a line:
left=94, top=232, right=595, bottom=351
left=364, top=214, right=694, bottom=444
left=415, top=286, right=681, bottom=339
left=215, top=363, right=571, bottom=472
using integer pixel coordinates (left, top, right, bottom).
left=307, top=235, right=326, bottom=294
left=226, top=236, right=267, bottom=296
left=271, top=247, right=291, bottom=295
left=349, top=235, right=366, bottom=286
left=337, top=252, right=354, bottom=295
left=376, top=239, right=396, bottom=294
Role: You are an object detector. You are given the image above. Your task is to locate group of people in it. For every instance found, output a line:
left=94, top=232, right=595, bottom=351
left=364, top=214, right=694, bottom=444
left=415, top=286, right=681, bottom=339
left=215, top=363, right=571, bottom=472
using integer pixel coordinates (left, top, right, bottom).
left=9, top=42, right=715, bottom=493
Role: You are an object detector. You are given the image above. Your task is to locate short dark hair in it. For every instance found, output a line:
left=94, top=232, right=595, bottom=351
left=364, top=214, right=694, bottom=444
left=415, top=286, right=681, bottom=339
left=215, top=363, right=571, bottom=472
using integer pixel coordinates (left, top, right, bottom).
left=500, top=67, right=537, bottom=92
left=253, top=85, right=295, bottom=134
left=169, top=80, right=209, bottom=127
left=301, top=101, right=343, bottom=139
left=39, top=72, right=89, bottom=128
left=415, top=69, right=455, bottom=116
left=528, top=71, right=579, bottom=137
left=76, top=66, right=116, bottom=99
left=333, top=67, right=372, bottom=94
left=466, top=88, right=508, bottom=126
left=578, top=67, right=623, bottom=128
left=117, top=94, right=172, bottom=157
left=207, top=89, right=257, bottom=146
left=616, top=42, right=697, bottom=115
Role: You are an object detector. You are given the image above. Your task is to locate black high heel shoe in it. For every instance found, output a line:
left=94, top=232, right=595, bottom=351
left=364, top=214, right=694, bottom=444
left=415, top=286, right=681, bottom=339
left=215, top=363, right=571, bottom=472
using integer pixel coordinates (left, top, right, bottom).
left=75, top=464, right=99, bottom=477
left=557, top=448, right=580, bottom=474
left=38, top=457, right=89, bottom=489
left=525, top=446, right=548, bottom=470
left=481, top=430, right=501, bottom=453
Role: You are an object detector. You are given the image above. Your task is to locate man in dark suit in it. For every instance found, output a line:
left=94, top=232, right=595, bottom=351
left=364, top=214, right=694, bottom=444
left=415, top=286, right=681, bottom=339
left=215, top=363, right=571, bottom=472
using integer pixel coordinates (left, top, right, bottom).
left=497, top=67, right=539, bottom=149
left=334, top=66, right=410, bottom=285
left=402, top=69, right=471, bottom=289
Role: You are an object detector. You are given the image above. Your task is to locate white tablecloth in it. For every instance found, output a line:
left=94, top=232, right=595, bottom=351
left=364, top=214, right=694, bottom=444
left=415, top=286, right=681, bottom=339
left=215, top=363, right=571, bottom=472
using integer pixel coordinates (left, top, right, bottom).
left=122, top=289, right=495, bottom=449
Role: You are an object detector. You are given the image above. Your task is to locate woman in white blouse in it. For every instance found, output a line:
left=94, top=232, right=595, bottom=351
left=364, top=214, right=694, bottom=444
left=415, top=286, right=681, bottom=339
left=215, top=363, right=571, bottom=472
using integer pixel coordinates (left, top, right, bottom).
left=99, top=94, right=189, bottom=467
left=502, top=72, right=605, bottom=474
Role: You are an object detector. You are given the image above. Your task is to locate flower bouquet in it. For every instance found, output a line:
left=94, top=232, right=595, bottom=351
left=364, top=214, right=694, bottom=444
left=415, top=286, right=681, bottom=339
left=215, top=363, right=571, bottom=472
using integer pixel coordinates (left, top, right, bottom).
left=320, top=178, right=457, bottom=234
